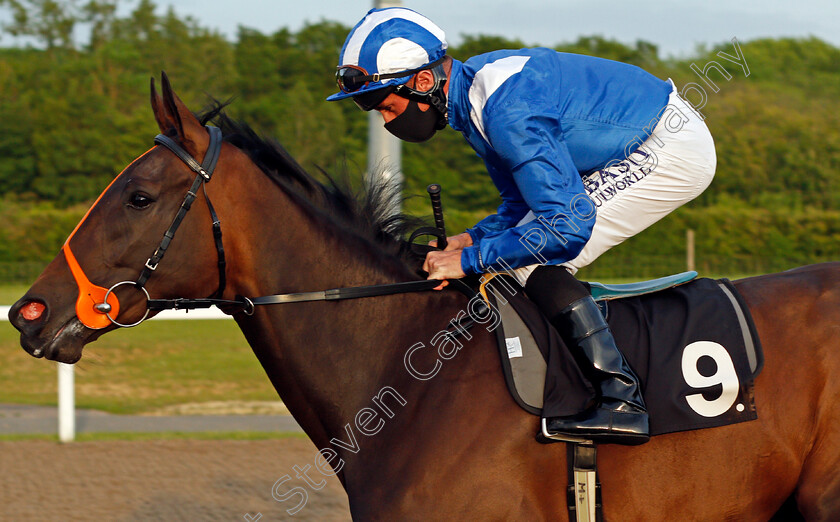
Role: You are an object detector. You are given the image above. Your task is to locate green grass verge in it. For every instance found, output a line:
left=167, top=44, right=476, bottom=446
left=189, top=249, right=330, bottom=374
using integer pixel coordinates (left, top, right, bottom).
left=0, top=431, right=308, bottom=442
left=0, top=284, right=30, bottom=304
left=0, top=314, right=279, bottom=414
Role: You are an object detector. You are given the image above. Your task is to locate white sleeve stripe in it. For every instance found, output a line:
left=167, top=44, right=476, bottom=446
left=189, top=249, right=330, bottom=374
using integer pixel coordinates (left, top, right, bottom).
left=468, top=55, right=531, bottom=143
left=343, top=8, right=446, bottom=66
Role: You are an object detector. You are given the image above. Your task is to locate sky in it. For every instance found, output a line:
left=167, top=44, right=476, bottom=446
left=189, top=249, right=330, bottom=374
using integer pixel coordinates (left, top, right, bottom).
left=0, top=1, right=837, bottom=56
left=152, top=0, right=839, bottom=58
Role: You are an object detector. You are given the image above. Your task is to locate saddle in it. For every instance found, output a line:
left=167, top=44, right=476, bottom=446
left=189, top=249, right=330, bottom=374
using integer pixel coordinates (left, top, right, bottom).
left=478, top=271, right=764, bottom=436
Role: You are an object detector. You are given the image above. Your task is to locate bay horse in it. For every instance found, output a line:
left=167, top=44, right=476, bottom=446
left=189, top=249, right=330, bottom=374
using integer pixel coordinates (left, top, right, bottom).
left=8, top=74, right=840, bottom=520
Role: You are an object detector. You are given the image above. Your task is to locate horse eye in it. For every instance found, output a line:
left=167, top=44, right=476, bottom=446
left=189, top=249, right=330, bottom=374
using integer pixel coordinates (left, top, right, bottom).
left=127, top=192, right=154, bottom=210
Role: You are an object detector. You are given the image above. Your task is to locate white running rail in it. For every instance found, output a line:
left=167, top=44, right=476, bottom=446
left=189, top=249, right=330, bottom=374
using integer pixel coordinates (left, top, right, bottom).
left=1, top=305, right=231, bottom=441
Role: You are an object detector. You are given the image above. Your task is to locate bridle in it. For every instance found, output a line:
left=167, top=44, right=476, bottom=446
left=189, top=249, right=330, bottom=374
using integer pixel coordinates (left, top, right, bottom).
left=94, top=125, right=227, bottom=327
left=61, top=126, right=225, bottom=330
left=67, top=125, right=462, bottom=330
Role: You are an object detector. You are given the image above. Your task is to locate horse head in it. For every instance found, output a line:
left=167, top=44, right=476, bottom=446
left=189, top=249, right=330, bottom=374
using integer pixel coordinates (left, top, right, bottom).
left=8, top=73, right=248, bottom=363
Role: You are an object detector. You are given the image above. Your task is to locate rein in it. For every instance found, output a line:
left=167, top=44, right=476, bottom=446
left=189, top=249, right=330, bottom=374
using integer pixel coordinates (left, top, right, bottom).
left=91, top=125, right=457, bottom=328
left=147, top=279, right=449, bottom=316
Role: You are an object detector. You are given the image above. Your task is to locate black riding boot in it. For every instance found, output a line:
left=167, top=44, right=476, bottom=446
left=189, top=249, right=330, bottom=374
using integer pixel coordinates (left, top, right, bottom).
left=525, top=266, right=649, bottom=446
left=545, top=296, right=650, bottom=445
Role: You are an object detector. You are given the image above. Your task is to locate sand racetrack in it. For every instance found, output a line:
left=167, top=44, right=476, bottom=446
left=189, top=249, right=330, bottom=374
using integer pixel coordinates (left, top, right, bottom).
left=0, top=439, right=352, bottom=521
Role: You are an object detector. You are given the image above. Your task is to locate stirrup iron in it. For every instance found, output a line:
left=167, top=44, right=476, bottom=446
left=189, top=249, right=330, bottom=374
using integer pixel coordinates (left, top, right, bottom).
left=540, top=418, right=593, bottom=444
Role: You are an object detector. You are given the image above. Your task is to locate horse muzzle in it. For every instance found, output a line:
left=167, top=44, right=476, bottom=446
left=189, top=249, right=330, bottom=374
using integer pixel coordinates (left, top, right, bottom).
left=8, top=296, right=89, bottom=364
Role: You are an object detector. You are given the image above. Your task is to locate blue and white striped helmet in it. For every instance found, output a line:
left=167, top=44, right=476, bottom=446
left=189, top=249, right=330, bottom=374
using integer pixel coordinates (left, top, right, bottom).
left=327, top=7, right=447, bottom=101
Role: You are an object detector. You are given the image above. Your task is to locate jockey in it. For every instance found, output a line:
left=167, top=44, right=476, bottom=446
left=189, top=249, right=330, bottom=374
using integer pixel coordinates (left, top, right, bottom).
left=327, top=8, right=716, bottom=445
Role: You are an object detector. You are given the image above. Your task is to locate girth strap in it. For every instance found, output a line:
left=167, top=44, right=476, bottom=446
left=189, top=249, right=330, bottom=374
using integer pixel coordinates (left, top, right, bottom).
left=566, top=443, right=602, bottom=522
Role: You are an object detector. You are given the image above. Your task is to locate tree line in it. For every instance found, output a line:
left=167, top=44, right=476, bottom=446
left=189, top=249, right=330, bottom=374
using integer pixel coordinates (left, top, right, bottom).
left=1, top=0, right=839, bottom=279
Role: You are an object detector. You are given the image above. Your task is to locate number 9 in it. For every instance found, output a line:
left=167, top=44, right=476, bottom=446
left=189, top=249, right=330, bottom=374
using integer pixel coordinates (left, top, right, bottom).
left=681, top=341, right=740, bottom=418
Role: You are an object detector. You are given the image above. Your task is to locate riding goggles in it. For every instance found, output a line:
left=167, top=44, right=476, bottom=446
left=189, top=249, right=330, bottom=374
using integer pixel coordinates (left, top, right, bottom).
left=335, top=56, right=446, bottom=94
left=352, top=85, right=395, bottom=112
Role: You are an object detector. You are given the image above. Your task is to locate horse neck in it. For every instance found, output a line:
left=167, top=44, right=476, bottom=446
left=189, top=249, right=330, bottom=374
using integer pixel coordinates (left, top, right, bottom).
left=221, top=170, right=456, bottom=447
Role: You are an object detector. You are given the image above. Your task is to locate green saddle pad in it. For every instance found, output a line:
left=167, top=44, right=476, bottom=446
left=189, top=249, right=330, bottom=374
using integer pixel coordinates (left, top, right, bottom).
left=588, top=271, right=697, bottom=301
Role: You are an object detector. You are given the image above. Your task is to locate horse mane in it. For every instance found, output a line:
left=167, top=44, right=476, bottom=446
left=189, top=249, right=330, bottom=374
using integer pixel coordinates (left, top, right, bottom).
left=197, top=103, right=426, bottom=276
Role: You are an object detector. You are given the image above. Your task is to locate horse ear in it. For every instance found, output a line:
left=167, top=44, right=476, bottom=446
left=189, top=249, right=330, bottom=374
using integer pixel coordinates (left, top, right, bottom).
left=158, top=71, right=209, bottom=156
left=150, top=76, right=178, bottom=134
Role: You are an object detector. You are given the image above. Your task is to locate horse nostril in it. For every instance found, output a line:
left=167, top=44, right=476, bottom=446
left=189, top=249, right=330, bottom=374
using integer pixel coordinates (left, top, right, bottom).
left=20, top=301, right=46, bottom=322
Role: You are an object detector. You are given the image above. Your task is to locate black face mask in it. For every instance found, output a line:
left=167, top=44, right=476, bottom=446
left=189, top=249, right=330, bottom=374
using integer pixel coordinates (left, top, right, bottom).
left=384, top=99, right=442, bottom=143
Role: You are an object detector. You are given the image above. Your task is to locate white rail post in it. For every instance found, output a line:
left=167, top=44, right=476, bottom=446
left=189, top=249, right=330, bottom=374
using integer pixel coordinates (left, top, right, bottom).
left=57, top=362, right=75, bottom=442
left=368, top=0, right=404, bottom=212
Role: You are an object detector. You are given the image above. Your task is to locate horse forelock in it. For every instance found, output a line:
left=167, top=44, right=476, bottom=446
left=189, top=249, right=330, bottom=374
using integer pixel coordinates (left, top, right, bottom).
left=195, top=103, right=425, bottom=275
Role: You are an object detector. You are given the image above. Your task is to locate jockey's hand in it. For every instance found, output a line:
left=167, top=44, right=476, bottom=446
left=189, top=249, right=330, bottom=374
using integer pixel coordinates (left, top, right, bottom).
left=423, top=249, right=466, bottom=290
left=429, top=232, right=473, bottom=251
